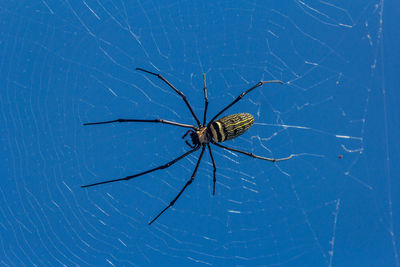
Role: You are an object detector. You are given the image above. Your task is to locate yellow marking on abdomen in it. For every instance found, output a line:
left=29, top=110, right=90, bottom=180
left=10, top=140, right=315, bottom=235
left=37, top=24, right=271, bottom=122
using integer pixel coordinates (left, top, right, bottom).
left=210, top=121, right=226, bottom=142
left=226, top=117, right=254, bottom=133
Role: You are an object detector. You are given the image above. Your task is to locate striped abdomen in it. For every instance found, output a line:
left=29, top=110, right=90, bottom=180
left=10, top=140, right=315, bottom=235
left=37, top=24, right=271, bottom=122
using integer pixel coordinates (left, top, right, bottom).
left=209, top=113, right=254, bottom=142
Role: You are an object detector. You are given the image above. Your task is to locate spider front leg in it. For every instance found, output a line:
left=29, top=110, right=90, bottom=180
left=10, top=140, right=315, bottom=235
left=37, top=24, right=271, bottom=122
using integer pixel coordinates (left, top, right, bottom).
left=148, top=145, right=206, bottom=225
left=136, top=68, right=202, bottom=127
left=83, top=118, right=197, bottom=130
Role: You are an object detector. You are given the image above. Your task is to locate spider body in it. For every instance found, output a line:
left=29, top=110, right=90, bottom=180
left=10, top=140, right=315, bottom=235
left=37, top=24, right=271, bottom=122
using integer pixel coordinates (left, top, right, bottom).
left=82, top=68, right=293, bottom=225
left=209, top=113, right=254, bottom=142
left=185, top=113, right=254, bottom=147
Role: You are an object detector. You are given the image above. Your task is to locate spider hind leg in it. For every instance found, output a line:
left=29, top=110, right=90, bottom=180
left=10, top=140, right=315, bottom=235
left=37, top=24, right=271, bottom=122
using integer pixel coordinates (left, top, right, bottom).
left=149, top=145, right=206, bottom=225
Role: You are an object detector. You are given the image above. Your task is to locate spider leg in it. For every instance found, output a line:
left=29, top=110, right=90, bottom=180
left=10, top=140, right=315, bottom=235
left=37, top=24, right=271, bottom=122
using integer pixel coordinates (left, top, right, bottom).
left=136, top=68, right=202, bottom=127
left=148, top=145, right=206, bottom=225
left=208, top=80, right=283, bottom=125
left=83, top=118, right=197, bottom=130
left=211, top=140, right=293, bottom=162
left=202, top=74, right=208, bottom=126
left=207, top=144, right=217, bottom=195
left=81, top=146, right=200, bottom=188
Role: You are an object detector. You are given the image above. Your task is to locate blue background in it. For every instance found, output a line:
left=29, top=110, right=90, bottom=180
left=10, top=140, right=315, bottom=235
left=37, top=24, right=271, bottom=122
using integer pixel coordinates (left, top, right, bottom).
left=1, top=0, right=399, bottom=266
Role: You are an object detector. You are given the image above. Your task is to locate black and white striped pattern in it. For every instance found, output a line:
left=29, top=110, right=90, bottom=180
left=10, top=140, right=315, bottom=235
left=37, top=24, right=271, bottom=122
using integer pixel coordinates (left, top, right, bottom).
left=209, top=113, right=254, bottom=142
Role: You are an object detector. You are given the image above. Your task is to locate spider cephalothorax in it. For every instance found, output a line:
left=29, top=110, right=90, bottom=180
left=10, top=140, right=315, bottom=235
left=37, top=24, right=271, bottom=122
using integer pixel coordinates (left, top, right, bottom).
left=182, top=127, right=211, bottom=148
left=82, top=68, right=293, bottom=225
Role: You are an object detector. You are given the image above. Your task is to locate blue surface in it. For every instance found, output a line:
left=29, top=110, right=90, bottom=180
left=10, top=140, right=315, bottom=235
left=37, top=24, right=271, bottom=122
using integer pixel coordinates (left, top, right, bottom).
left=1, top=1, right=398, bottom=266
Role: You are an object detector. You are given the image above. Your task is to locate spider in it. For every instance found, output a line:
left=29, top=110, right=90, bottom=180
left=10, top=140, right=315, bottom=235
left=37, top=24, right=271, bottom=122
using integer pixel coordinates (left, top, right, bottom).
left=82, top=68, right=293, bottom=225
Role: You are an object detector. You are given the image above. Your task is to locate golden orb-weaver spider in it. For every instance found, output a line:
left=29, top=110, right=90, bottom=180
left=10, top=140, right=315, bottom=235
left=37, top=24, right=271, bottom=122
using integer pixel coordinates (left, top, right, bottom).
left=82, top=68, right=293, bottom=225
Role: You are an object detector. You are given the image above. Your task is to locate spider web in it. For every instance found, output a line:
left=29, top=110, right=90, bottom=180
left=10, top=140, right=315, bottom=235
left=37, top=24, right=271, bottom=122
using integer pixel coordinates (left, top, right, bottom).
left=0, top=0, right=398, bottom=266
